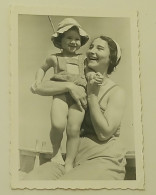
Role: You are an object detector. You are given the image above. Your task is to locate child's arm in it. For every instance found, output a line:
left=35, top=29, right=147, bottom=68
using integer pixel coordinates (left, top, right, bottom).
left=31, top=55, right=57, bottom=92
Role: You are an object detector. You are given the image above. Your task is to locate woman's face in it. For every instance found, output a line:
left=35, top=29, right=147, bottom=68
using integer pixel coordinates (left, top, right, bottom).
left=86, top=38, right=110, bottom=73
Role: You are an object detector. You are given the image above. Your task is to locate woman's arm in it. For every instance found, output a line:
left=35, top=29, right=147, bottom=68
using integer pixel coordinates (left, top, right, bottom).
left=34, top=68, right=46, bottom=86
left=87, top=85, right=125, bottom=141
left=31, top=55, right=87, bottom=110
left=34, top=80, right=70, bottom=96
left=33, top=80, right=87, bottom=111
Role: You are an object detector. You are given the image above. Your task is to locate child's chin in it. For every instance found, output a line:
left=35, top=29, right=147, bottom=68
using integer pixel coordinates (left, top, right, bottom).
left=69, top=47, right=77, bottom=52
left=69, top=50, right=76, bottom=54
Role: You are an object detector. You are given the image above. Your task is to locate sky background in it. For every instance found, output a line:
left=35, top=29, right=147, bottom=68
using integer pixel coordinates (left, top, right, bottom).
left=18, top=15, right=134, bottom=153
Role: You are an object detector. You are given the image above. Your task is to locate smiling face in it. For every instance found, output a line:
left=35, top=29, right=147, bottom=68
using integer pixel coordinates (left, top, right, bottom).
left=86, top=38, right=110, bottom=73
left=61, top=27, right=81, bottom=56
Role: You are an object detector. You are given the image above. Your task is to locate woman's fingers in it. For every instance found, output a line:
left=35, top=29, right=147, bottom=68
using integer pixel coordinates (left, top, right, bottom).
left=78, top=92, right=87, bottom=111
left=68, top=85, right=87, bottom=111
left=92, top=72, right=104, bottom=84
left=76, top=100, right=84, bottom=111
left=96, top=72, right=103, bottom=77
left=70, top=93, right=83, bottom=111
left=95, top=78, right=103, bottom=82
left=80, top=97, right=88, bottom=110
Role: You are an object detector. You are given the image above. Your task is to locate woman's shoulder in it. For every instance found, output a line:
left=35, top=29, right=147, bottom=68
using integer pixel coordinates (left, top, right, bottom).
left=107, top=81, right=125, bottom=105
left=99, top=80, right=125, bottom=110
left=100, top=79, right=125, bottom=101
left=107, top=79, right=124, bottom=91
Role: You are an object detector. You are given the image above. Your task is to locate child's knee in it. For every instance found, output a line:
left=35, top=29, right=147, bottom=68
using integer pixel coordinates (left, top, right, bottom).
left=67, top=125, right=80, bottom=137
left=52, top=120, right=66, bottom=132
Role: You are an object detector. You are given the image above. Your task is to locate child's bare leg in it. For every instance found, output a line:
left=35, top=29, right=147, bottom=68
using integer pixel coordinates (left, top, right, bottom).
left=50, top=95, right=68, bottom=161
left=65, top=104, right=85, bottom=172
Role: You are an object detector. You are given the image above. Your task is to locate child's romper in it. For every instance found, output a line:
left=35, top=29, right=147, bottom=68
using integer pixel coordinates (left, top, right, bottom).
left=50, top=53, right=87, bottom=106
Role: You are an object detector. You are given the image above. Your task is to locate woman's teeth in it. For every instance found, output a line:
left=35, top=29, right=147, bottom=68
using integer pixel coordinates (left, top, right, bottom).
left=89, top=57, right=97, bottom=60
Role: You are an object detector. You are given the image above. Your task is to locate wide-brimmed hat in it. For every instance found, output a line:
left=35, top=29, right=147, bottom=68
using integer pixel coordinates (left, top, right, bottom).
left=51, top=18, right=89, bottom=48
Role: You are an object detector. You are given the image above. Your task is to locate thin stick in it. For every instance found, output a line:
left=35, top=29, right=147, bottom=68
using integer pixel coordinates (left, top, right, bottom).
left=48, top=16, right=56, bottom=33
left=48, top=16, right=61, bottom=51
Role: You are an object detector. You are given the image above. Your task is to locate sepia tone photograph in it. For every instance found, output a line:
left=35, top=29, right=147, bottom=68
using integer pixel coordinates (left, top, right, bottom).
left=10, top=6, right=144, bottom=189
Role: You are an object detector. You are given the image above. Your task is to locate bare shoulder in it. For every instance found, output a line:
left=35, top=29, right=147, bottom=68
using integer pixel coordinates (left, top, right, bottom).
left=45, top=54, right=58, bottom=67
left=113, top=86, right=125, bottom=97
left=109, top=85, right=126, bottom=106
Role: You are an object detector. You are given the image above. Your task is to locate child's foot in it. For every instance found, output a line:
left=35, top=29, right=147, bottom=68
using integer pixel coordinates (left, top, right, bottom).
left=51, top=151, right=65, bottom=165
left=65, top=163, right=73, bottom=173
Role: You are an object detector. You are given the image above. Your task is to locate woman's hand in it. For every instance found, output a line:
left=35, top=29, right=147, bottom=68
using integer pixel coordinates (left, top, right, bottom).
left=87, top=72, right=104, bottom=96
left=87, top=81, right=100, bottom=97
left=68, top=83, right=87, bottom=111
left=31, top=81, right=40, bottom=94
left=93, top=72, right=104, bottom=85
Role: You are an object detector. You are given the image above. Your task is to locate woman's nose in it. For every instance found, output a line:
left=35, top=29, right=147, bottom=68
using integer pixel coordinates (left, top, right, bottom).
left=71, top=39, right=76, bottom=44
left=89, top=48, right=96, bottom=54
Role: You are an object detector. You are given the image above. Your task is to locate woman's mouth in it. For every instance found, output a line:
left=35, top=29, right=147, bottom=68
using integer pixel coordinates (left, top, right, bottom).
left=88, top=56, right=98, bottom=61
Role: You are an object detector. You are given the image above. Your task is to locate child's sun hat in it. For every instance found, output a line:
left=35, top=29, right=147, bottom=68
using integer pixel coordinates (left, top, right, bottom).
left=51, top=18, right=89, bottom=48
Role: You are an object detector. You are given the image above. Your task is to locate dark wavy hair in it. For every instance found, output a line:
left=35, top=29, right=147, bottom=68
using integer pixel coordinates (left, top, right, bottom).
left=98, top=36, right=121, bottom=74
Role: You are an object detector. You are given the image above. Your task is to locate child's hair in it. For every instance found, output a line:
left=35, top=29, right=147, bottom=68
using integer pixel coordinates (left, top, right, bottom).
left=97, top=36, right=121, bottom=74
left=51, top=18, right=89, bottom=49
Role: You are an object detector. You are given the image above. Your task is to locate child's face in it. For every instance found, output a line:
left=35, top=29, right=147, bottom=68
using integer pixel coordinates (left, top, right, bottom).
left=61, top=28, right=81, bottom=55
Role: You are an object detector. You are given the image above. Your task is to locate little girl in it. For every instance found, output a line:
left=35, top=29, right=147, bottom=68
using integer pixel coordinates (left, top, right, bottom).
left=32, top=18, right=89, bottom=172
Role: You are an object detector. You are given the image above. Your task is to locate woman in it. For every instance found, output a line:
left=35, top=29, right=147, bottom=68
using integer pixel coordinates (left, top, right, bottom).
left=26, top=35, right=126, bottom=180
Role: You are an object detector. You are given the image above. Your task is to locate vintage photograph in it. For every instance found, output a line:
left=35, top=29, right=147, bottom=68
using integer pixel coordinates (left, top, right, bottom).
left=10, top=6, right=144, bottom=189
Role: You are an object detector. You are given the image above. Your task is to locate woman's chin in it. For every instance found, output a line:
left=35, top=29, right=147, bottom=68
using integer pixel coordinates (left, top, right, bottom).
left=88, top=63, right=97, bottom=71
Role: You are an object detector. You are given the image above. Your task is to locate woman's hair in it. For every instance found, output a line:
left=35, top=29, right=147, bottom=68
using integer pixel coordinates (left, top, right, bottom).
left=52, top=26, right=83, bottom=49
left=98, top=36, right=121, bottom=74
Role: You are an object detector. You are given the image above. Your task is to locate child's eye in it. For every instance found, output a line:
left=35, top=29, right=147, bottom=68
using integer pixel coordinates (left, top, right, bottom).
left=89, top=45, right=94, bottom=49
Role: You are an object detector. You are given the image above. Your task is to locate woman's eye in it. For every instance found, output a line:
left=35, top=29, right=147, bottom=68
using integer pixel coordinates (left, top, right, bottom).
left=98, top=47, right=104, bottom=50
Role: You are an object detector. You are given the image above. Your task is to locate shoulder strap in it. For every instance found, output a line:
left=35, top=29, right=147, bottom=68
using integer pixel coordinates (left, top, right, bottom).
left=56, top=54, right=67, bottom=71
left=54, top=53, right=59, bottom=73
left=99, top=84, right=118, bottom=104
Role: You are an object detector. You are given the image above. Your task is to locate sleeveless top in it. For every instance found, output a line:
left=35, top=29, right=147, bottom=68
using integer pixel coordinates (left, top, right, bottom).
left=50, top=53, right=87, bottom=88
left=80, top=84, right=120, bottom=139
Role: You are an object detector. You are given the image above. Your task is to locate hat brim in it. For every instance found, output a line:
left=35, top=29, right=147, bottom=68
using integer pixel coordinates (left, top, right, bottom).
left=51, top=24, right=89, bottom=49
